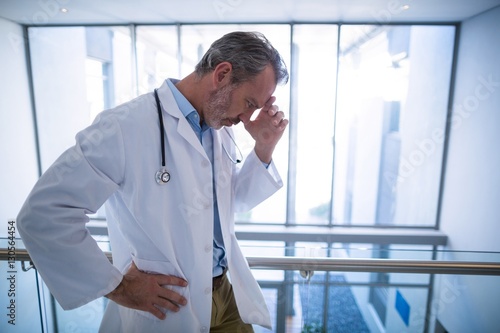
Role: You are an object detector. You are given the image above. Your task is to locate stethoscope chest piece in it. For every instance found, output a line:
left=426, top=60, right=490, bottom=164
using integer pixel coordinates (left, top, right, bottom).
left=156, top=168, right=171, bottom=185
left=154, top=88, right=171, bottom=185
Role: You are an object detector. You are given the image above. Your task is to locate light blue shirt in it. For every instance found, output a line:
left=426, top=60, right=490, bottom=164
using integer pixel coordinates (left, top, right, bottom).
left=166, top=79, right=227, bottom=277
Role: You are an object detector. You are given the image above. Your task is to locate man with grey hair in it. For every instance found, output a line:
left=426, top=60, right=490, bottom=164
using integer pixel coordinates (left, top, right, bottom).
left=18, top=31, right=289, bottom=332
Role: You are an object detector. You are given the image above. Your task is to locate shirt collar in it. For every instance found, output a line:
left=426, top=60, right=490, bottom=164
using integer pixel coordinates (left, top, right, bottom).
left=166, top=78, right=209, bottom=133
left=166, top=78, right=196, bottom=118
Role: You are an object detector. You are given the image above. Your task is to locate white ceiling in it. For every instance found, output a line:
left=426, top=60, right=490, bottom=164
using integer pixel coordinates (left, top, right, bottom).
left=1, top=0, right=500, bottom=25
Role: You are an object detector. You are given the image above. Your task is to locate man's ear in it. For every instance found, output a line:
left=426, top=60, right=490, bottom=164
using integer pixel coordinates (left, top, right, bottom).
left=212, top=62, right=232, bottom=87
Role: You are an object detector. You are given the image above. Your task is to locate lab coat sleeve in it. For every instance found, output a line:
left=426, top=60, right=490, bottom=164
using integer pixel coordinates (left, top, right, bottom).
left=233, top=149, right=283, bottom=212
left=17, top=112, right=125, bottom=310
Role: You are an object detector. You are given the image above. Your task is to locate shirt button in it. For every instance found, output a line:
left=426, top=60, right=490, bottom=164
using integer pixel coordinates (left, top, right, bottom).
left=204, top=244, right=211, bottom=253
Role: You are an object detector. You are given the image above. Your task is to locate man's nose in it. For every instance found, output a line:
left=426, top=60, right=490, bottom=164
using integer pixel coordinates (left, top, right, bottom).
left=238, top=112, right=252, bottom=124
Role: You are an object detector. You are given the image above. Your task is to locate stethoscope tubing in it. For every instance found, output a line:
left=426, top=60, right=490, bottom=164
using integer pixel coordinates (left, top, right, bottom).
left=154, top=89, right=166, bottom=168
left=153, top=88, right=242, bottom=185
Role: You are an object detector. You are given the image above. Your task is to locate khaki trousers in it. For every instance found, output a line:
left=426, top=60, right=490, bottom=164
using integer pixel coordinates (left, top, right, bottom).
left=210, top=273, right=254, bottom=333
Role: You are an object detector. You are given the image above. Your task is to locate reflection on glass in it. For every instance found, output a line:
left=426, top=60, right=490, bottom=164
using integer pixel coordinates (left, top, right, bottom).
left=85, top=58, right=106, bottom=122
left=333, top=25, right=455, bottom=226
left=29, top=26, right=133, bottom=220
left=29, top=26, right=133, bottom=173
left=291, top=25, right=338, bottom=225
left=27, top=24, right=457, bottom=228
left=136, top=26, right=179, bottom=94
left=240, top=240, right=286, bottom=281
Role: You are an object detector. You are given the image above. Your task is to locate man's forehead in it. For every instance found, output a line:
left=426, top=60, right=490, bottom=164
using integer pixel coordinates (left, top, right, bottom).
left=243, top=66, right=277, bottom=107
left=257, top=93, right=275, bottom=109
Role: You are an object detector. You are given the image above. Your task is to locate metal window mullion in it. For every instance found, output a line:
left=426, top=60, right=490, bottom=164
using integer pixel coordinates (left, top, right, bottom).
left=176, top=23, right=182, bottom=79
left=434, top=23, right=461, bottom=231
left=130, top=24, right=139, bottom=97
left=329, top=24, right=342, bottom=227
left=23, top=25, right=43, bottom=178
left=286, top=24, right=298, bottom=227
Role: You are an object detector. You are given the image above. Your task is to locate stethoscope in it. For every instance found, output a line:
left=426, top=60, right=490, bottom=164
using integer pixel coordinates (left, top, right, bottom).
left=154, top=89, right=243, bottom=185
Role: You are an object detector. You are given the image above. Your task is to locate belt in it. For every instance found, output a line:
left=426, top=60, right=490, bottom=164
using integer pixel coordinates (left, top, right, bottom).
left=212, top=269, right=227, bottom=292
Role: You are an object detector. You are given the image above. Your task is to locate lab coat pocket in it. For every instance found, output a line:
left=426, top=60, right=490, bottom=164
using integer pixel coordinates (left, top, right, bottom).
left=130, top=255, right=189, bottom=321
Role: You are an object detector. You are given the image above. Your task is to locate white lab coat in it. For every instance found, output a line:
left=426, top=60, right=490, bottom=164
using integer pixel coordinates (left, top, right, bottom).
left=17, top=80, right=282, bottom=332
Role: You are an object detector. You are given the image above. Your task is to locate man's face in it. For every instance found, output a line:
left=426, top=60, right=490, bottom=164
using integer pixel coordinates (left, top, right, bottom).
left=204, top=65, right=277, bottom=129
left=204, top=83, right=234, bottom=129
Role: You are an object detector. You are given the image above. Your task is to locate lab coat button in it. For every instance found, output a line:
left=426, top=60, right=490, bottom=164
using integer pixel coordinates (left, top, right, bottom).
left=200, top=326, right=208, bottom=333
left=204, top=244, right=211, bottom=252
left=201, top=160, right=210, bottom=167
left=204, top=287, right=211, bottom=295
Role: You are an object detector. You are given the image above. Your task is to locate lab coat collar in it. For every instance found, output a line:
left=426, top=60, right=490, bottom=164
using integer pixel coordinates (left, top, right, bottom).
left=156, top=80, right=208, bottom=159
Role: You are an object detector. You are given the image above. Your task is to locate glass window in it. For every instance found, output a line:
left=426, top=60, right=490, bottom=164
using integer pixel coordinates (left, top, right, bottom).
left=290, top=24, right=338, bottom=225
left=136, top=25, right=179, bottom=94
left=85, top=58, right=106, bottom=122
left=26, top=23, right=456, bottom=229
left=29, top=26, right=134, bottom=172
left=333, top=25, right=455, bottom=226
left=29, top=26, right=133, bottom=220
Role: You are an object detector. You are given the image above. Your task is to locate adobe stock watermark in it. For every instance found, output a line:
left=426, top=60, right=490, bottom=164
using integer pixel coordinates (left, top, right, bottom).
left=6, top=220, right=17, bottom=326
left=371, top=0, right=414, bottom=23
left=345, top=0, right=414, bottom=55
left=51, top=98, right=139, bottom=183
left=178, top=168, right=232, bottom=223
left=386, top=74, right=499, bottom=186
left=412, top=275, right=467, bottom=328
left=212, top=0, right=244, bottom=20
left=8, top=0, right=71, bottom=54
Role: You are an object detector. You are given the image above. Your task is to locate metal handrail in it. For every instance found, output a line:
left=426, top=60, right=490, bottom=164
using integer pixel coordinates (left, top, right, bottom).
left=246, top=256, right=500, bottom=276
left=0, top=249, right=112, bottom=264
left=2, top=248, right=500, bottom=276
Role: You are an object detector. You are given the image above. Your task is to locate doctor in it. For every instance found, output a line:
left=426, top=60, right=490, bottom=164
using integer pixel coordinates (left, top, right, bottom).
left=17, top=31, right=289, bottom=332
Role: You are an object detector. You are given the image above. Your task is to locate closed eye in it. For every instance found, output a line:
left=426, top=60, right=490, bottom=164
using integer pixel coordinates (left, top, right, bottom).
left=247, top=100, right=256, bottom=109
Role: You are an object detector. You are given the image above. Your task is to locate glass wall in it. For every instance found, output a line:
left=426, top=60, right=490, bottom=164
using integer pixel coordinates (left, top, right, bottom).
left=7, top=239, right=497, bottom=333
left=29, top=26, right=134, bottom=173
left=28, top=26, right=134, bottom=219
left=135, top=25, right=179, bottom=94
left=333, top=25, right=455, bottom=227
left=25, top=23, right=456, bottom=229
left=290, top=24, right=339, bottom=225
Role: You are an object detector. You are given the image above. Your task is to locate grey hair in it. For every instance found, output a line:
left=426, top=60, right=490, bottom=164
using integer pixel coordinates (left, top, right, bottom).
left=194, top=31, right=289, bottom=86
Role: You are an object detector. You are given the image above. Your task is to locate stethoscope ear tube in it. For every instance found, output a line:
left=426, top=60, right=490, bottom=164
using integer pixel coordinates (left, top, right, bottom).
left=154, top=89, right=170, bottom=184
left=153, top=88, right=242, bottom=184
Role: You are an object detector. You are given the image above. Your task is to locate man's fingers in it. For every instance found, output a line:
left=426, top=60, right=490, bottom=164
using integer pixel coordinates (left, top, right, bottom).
left=131, top=262, right=189, bottom=311
left=278, top=118, right=289, bottom=130
left=156, top=274, right=188, bottom=287
left=156, top=293, right=184, bottom=311
left=148, top=304, right=167, bottom=320
left=106, top=263, right=190, bottom=321
left=157, top=286, right=188, bottom=307
left=264, top=96, right=276, bottom=108
left=267, top=105, right=279, bottom=116
left=271, top=110, right=285, bottom=125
